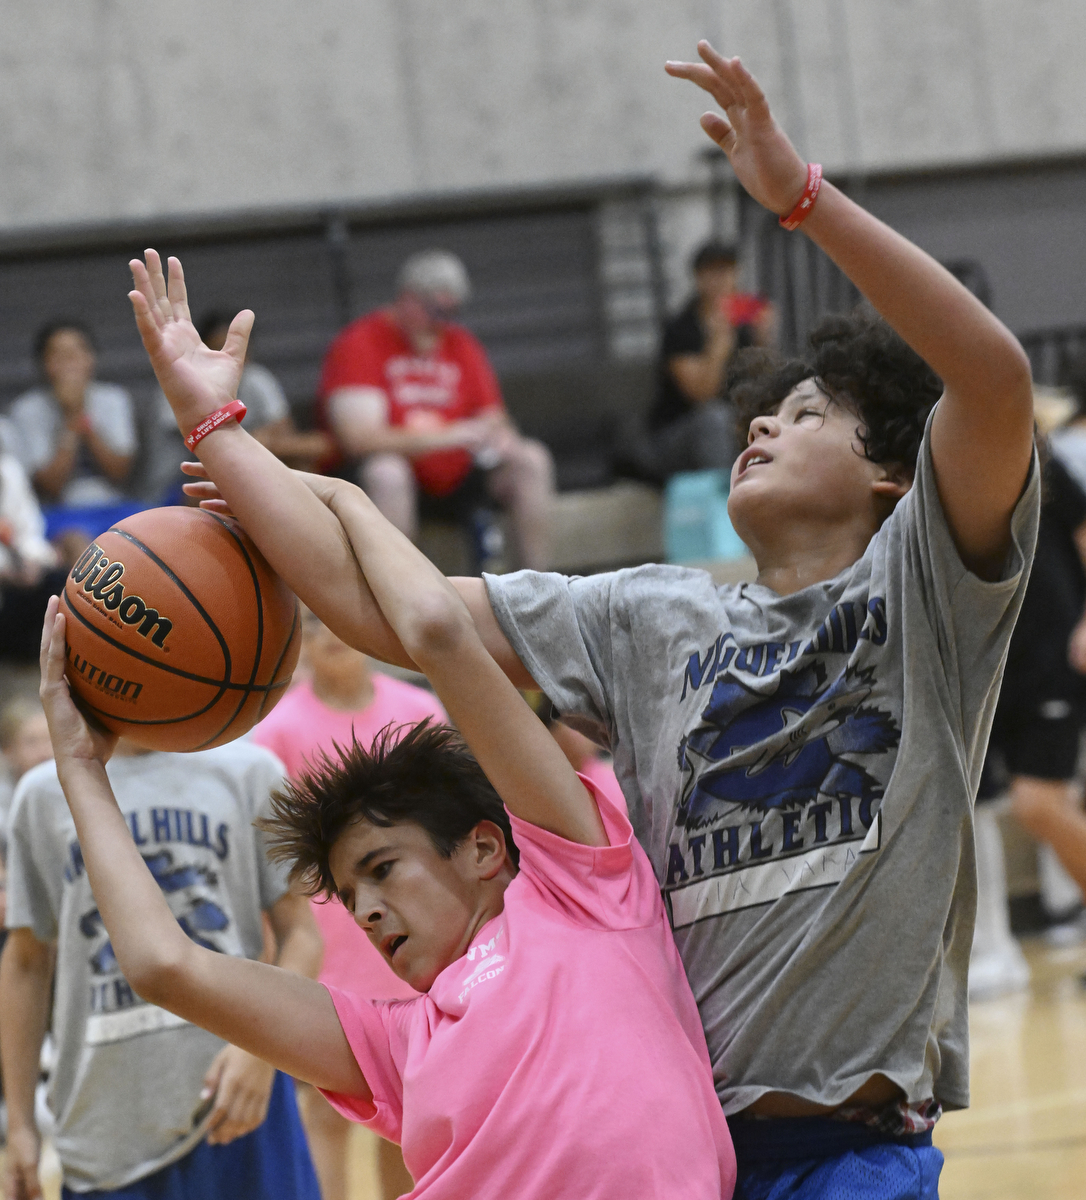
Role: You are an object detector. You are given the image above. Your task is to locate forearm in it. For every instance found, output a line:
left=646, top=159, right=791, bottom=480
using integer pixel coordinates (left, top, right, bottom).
left=671, top=331, right=735, bottom=402
left=194, top=424, right=415, bottom=667
left=337, top=421, right=461, bottom=459
left=802, top=183, right=1031, bottom=408
left=0, top=936, right=53, bottom=1136
left=55, top=759, right=197, bottom=996
left=252, top=424, right=334, bottom=463
left=330, top=485, right=471, bottom=662
left=84, top=430, right=132, bottom=483
left=33, top=438, right=78, bottom=499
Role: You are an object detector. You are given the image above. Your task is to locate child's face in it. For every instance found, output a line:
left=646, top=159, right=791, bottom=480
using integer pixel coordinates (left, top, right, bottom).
left=728, top=378, right=904, bottom=548
left=328, top=818, right=507, bottom=992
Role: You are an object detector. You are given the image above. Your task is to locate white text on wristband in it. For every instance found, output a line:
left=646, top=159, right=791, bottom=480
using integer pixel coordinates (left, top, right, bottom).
left=184, top=401, right=248, bottom=451
left=779, top=164, right=823, bottom=232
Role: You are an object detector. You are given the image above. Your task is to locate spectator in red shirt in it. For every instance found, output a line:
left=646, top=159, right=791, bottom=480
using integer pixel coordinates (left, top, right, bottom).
left=318, top=251, right=555, bottom=570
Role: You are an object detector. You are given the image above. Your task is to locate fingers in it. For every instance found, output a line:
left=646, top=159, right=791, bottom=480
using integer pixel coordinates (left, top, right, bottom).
left=202, top=1048, right=226, bottom=1098
left=665, top=60, right=737, bottom=111
left=719, top=52, right=770, bottom=114
left=204, top=1066, right=273, bottom=1145
left=221, top=310, right=255, bottom=369
left=700, top=112, right=736, bottom=151
left=39, top=599, right=66, bottom=687
left=128, top=256, right=163, bottom=324
left=128, top=290, right=167, bottom=362
left=179, top=461, right=211, bottom=478
left=144, top=249, right=171, bottom=322
left=179, top=478, right=222, bottom=498
left=165, top=256, right=192, bottom=324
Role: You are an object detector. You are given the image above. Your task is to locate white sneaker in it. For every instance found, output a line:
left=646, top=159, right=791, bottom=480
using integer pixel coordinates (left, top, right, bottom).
left=969, top=941, right=1031, bottom=1000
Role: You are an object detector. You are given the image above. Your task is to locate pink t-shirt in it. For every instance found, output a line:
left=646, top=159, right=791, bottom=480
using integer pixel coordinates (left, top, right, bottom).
left=578, top=754, right=627, bottom=814
left=251, top=673, right=446, bottom=1000
left=321, top=780, right=735, bottom=1200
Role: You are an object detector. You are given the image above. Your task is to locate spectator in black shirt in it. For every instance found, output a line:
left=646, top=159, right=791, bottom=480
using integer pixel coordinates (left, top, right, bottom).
left=619, top=241, right=774, bottom=484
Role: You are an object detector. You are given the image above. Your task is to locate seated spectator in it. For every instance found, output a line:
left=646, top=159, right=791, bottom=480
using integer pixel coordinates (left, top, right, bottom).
left=619, top=241, right=774, bottom=484
left=0, top=434, right=66, bottom=662
left=144, top=312, right=333, bottom=502
left=8, top=320, right=135, bottom=507
left=318, top=250, right=554, bottom=570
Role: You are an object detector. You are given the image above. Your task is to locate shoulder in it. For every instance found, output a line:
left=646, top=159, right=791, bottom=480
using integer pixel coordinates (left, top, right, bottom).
left=333, top=311, right=388, bottom=347
left=9, top=388, right=52, bottom=418
left=443, top=323, right=489, bottom=358
left=183, top=741, right=287, bottom=785
left=87, top=382, right=132, bottom=407
left=9, top=760, right=65, bottom=830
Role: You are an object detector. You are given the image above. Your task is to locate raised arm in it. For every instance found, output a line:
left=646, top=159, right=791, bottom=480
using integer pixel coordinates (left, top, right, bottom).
left=127, top=252, right=532, bottom=683
left=37, top=600, right=367, bottom=1099
left=326, top=483, right=607, bottom=847
left=668, top=42, right=1034, bottom=577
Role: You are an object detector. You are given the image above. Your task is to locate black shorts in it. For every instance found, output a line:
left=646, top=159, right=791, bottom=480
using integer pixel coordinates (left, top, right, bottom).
left=417, top=467, right=493, bottom=523
left=978, top=698, right=1082, bottom=801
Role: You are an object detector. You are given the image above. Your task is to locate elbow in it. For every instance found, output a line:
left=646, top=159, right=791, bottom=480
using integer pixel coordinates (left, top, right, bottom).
left=119, top=941, right=190, bottom=1009
left=988, top=336, right=1033, bottom=407
left=400, top=593, right=474, bottom=664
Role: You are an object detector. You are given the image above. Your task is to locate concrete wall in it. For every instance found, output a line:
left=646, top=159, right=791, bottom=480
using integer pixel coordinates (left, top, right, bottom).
left=4, top=0, right=1086, bottom=232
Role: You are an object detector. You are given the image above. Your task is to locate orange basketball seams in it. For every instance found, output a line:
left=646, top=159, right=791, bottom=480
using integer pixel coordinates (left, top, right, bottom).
left=63, top=507, right=301, bottom=752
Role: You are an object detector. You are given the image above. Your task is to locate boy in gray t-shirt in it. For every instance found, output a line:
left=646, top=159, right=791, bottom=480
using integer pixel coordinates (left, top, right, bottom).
left=132, top=40, right=1036, bottom=1200
left=0, top=742, right=322, bottom=1198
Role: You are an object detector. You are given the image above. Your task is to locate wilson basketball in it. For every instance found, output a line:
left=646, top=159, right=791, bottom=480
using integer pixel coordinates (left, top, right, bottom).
left=62, top=507, right=301, bottom=752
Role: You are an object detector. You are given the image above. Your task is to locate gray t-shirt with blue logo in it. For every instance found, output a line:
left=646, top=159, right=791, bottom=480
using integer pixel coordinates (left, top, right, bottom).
left=6, top=742, right=289, bottom=1192
left=485, top=418, right=1039, bottom=1115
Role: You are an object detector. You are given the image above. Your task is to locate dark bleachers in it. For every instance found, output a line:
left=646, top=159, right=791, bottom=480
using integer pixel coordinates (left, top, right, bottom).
left=0, top=180, right=663, bottom=495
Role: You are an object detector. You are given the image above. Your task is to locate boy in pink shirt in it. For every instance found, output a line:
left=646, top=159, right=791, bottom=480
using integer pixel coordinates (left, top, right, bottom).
left=40, top=263, right=737, bottom=1193
left=252, top=612, right=443, bottom=1199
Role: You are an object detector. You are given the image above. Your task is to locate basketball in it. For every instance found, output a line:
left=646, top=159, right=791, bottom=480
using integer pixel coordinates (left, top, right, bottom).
left=61, top=507, right=301, bottom=752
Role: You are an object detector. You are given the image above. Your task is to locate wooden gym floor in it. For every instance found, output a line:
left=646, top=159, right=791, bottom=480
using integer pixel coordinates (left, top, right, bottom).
left=11, top=934, right=1085, bottom=1200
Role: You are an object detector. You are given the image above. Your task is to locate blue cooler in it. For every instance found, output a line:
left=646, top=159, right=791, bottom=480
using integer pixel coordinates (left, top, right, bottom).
left=664, top=469, right=747, bottom=564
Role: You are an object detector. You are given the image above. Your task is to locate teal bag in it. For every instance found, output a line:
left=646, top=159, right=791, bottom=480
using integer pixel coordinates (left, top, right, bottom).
left=664, top=469, right=748, bottom=564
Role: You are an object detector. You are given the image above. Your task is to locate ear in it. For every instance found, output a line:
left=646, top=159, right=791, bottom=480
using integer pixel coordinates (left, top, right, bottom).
left=470, top=820, right=510, bottom=881
left=870, top=461, right=912, bottom=506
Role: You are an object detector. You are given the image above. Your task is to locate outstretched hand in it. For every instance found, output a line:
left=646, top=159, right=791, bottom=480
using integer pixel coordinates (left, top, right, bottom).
left=39, top=597, right=118, bottom=769
left=128, top=250, right=253, bottom=438
left=666, top=41, right=808, bottom=217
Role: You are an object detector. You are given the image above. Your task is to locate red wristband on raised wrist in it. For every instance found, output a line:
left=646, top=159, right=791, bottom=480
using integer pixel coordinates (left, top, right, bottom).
left=184, top=401, right=247, bottom=451
left=779, top=164, right=823, bottom=231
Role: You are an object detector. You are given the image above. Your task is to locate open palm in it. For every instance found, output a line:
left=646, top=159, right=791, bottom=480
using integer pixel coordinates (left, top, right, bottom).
left=129, top=249, right=253, bottom=436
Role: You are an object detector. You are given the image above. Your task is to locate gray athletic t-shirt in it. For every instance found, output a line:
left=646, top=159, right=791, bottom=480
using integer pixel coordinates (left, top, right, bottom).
left=485, top=419, right=1039, bottom=1115
left=6, top=742, right=290, bottom=1192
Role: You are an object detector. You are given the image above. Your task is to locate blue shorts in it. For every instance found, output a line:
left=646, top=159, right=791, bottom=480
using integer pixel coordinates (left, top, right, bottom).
left=732, top=1117, right=944, bottom=1200
left=63, top=1072, right=320, bottom=1200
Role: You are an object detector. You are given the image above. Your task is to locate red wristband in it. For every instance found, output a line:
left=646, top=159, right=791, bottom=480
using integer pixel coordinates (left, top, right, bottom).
left=779, top=164, right=823, bottom=231
left=184, top=401, right=247, bottom=451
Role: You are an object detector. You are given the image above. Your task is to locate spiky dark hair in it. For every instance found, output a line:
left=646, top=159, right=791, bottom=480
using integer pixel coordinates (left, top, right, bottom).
left=729, top=310, right=944, bottom=472
left=257, top=719, right=519, bottom=899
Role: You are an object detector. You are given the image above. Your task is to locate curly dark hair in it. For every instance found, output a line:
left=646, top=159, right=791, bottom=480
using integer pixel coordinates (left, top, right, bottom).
left=256, top=719, right=519, bottom=900
left=729, top=310, right=943, bottom=472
